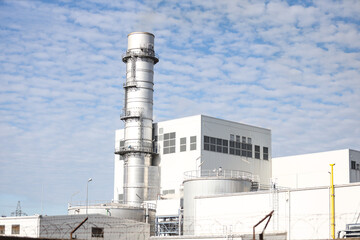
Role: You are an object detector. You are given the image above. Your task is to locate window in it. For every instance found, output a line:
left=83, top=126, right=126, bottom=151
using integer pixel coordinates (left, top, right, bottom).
left=0, top=225, right=5, bottom=235
left=246, top=143, right=252, bottom=158
left=248, top=137, right=252, bottom=144
left=159, top=128, right=163, bottom=134
left=242, top=136, right=246, bottom=143
left=255, top=145, right=260, bottom=159
left=120, top=140, right=125, bottom=147
left=263, top=147, right=269, bottom=160
left=229, top=139, right=252, bottom=158
left=241, top=143, right=246, bottom=157
left=92, top=227, right=104, bottom=238
left=118, top=194, right=123, bottom=201
left=351, top=161, right=356, bottom=170
left=230, top=134, right=235, bottom=141
left=190, top=136, right=197, bottom=151
left=163, top=189, right=175, bottom=195
left=236, top=135, right=240, bottom=142
left=222, top=139, right=228, bottom=153
left=204, top=136, right=227, bottom=153
left=180, top=137, right=186, bottom=152
left=12, top=225, right=20, bottom=235
left=163, top=132, right=176, bottom=154
left=229, top=140, right=235, bottom=155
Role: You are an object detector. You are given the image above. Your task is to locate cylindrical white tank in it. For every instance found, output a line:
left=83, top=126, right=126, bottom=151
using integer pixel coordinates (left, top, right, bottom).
left=120, top=32, right=159, bottom=206
left=68, top=203, right=157, bottom=236
left=182, top=170, right=253, bottom=235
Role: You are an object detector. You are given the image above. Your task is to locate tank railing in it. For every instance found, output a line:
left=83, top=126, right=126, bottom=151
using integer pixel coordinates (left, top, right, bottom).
left=122, top=48, right=159, bottom=63
left=68, top=200, right=115, bottom=207
left=111, top=200, right=157, bottom=210
left=184, top=169, right=259, bottom=182
left=69, top=200, right=156, bottom=210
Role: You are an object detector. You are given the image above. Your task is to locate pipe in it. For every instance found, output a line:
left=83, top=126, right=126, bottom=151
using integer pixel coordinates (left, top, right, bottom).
left=70, top=217, right=88, bottom=239
left=330, top=163, right=335, bottom=239
left=253, top=210, right=274, bottom=240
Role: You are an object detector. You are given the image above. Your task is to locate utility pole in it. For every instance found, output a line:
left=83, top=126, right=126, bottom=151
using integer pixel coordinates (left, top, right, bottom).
left=330, top=164, right=335, bottom=239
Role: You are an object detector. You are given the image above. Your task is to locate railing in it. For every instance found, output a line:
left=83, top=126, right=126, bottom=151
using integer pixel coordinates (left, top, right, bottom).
left=120, top=108, right=143, bottom=119
left=68, top=200, right=156, bottom=210
left=68, top=200, right=114, bottom=207
left=184, top=169, right=259, bottom=182
left=122, top=49, right=159, bottom=63
left=123, top=81, right=137, bottom=88
left=115, top=145, right=154, bottom=155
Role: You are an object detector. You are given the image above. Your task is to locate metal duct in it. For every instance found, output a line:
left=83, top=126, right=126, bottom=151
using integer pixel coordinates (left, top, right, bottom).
left=117, top=32, right=159, bottom=206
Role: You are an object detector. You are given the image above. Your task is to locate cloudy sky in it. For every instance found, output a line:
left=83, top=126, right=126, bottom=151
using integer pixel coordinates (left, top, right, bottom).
left=1, top=0, right=359, bottom=216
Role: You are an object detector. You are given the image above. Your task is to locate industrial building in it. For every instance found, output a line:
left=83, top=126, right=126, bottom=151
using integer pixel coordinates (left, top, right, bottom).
left=114, top=114, right=272, bottom=201
left=1, top=32, right=360, bottom=240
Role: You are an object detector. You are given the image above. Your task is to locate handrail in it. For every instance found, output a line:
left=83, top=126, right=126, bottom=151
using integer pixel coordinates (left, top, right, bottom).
left=120, top=108, right=143, bottom=119
left=184, top=169, right=259, bottom=182
left=115, top=145, right=154, bottom=155
left=68, top=201, right=157, bottom=210
left=122, top=49, right=159, bottom=63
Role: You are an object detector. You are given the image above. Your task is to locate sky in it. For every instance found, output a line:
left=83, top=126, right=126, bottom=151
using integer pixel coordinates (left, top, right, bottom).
left=0, top=0, right=359, bottom=216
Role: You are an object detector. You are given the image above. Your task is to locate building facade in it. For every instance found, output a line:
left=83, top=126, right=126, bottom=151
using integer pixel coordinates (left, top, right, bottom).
left=114, top=115, right=272, bottom=202
left=272, top=149, right=360, bottom=188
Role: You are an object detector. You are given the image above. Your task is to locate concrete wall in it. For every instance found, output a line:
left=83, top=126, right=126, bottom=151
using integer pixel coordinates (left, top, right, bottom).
left=273, top=149, right=360, bottom=189
left=192, top=183, right=360, bottom=240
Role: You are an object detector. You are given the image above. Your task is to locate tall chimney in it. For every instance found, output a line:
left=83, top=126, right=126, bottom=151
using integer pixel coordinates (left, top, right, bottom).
left=118, top=32, right=159, bottom=206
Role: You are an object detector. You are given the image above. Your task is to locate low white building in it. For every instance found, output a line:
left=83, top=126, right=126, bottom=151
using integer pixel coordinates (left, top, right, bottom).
left=190, top=182, right=360, bottom=240
left=273, top=149, right=360, bottom=188
left=0, top=214, right=150, bottom=240
left=152, top=148, right=360, bottom=239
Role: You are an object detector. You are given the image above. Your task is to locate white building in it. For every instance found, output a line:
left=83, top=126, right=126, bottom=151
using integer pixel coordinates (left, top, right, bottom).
left=273, top=149, right=360, bottom=188
left=0, top=214, right=150, bottom=240
left=114, top=114, right=272, bottom=202
left=187, top=182, right=360, bottom=240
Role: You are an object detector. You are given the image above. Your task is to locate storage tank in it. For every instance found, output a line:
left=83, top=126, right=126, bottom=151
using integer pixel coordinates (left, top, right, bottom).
left=68, top=202, right=157, bottom=235
left=182, top=169, right=255, bottom=235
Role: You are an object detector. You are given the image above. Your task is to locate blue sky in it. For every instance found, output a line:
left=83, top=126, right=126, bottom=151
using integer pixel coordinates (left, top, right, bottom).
left=0, top=0, right=359, bottom=216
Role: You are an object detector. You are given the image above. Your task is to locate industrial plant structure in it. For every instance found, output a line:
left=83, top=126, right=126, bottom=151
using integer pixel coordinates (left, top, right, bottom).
left=1, top=32, right=360, bottom=240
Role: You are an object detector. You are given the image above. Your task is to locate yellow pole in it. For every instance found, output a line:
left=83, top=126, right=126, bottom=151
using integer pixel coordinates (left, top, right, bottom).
left=330, top=163, right=335, bottom=239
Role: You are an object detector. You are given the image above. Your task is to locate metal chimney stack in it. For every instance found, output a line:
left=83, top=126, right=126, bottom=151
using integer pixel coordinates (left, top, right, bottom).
left=118, top=32, right=159, bottom=206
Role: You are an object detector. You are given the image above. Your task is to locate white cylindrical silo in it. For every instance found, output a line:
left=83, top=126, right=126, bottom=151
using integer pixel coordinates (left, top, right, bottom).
left=118, top=32, right=159, bottom=206
left=182, top=170, right=254, bottom=235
